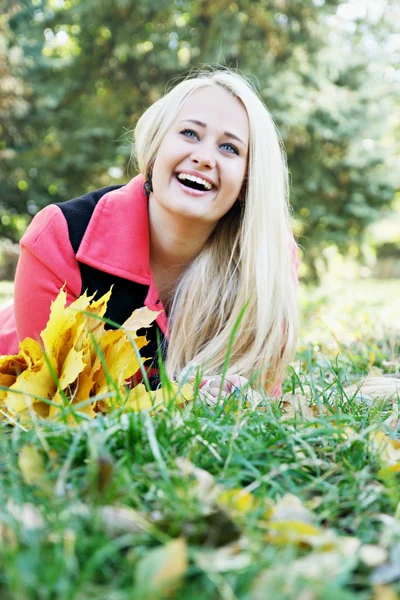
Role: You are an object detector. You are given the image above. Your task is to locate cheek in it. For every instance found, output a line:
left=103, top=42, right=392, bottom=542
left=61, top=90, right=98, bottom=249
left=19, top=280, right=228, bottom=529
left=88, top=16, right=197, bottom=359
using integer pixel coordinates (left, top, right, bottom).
left=229, top=165, right=246, bottom=197
left=152, top=149, right=170, bottom=187
left=153, top=141, right=183, bottom=180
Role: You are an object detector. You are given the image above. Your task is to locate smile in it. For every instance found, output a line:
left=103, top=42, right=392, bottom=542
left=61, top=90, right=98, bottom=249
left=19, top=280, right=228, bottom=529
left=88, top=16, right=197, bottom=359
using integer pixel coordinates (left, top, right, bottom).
left=175, top=172, right=216, bottom=192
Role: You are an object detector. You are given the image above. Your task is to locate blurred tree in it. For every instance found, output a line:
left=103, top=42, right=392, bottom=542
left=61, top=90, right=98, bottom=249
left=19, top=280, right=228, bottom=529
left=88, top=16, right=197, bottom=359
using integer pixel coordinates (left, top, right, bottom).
left=1, top=0, right=399, bottom=278
left=0, top=4, right=32, bottom=238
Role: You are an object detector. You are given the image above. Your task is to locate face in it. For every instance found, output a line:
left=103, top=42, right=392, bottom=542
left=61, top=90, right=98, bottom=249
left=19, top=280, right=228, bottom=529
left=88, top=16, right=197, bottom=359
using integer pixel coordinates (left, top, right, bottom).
left=150, top=85, right=249, bottom=227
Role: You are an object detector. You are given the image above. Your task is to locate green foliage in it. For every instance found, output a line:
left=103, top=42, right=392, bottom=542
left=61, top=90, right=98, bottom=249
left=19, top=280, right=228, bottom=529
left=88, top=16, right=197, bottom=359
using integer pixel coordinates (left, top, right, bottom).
left=0, top=0, right=399, bottom=276
left=0, top=279, right=400, bottom=597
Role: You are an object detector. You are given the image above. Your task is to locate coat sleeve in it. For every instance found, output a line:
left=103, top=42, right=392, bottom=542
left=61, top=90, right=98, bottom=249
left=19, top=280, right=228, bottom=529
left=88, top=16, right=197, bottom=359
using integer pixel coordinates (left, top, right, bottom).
left=13, top=204, right=82, bottom=343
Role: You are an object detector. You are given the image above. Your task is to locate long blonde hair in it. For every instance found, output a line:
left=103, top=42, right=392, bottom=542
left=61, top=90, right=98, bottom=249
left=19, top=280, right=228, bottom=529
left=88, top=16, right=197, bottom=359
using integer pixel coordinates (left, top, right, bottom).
left=134, top=68, right=298, bottom=392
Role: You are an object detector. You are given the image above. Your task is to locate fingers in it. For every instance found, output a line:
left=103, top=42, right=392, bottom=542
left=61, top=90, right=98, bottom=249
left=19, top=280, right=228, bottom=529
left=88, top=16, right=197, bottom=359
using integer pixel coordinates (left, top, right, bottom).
left=188, top=374, right=249, bottom=391
left=225, top=374, right=249, bottom=392
left=200, top=375, right=250, bottom=403
left=205, top=375, right=249, bottom=389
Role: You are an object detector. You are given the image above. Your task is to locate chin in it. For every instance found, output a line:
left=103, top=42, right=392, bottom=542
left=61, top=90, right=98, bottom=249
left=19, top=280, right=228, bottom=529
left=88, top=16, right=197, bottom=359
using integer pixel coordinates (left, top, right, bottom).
left=168, top=199, right=206, bottom=219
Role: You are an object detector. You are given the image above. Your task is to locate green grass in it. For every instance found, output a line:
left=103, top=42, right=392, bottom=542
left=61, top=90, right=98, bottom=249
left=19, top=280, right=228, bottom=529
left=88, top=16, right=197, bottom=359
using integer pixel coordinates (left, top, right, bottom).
left=0, top=278, right=400, bottom=599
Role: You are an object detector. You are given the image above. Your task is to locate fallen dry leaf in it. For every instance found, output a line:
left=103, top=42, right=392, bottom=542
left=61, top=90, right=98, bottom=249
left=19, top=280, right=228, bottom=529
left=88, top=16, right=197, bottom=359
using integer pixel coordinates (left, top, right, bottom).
left=63, top=502, right=150, bottom=537
left=217, top=488, right=256, bottom=515
left=280, top=393, right=318, bottom=420
left=373, top=584, right=399, bottom=600
left=99, top=505, right=147, bottom=537
left=195, top=542, right=252, bottom=573
left=383, top=401, right=400, bottom=432
left=263, top=494, right=352, bottom=551
left=360, top=544, right=388, bottom=568
left=175, top=457, right=217, bottom=499
left=18, top=444, right=46, bottom=487
left=122, top=306, right=162, bottom=332
left=135, top=537, right=188, bottom=596
left=267, top=494, right=315, bottom=524
left=370, top=431, right=400, bottom=467
left=7, top=501, right=44, bottom=530
left=252, top=546, right=357, bottom=599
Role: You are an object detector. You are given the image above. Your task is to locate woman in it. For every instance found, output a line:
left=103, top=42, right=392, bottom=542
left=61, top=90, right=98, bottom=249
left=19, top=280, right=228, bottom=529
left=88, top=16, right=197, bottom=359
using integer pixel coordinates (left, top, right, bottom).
left=0, top=68, right=299, bottom=399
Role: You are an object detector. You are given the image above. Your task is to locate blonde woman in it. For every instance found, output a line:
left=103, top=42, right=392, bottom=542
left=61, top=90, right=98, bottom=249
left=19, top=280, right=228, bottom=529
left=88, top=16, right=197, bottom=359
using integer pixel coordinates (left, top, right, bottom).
left=0, top=68, right=299, bottom=400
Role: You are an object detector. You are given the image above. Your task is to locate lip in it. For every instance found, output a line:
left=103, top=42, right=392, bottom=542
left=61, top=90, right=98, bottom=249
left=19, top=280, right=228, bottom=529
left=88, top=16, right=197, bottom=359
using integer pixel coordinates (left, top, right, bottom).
left=175, top=169, right=218, bottom=189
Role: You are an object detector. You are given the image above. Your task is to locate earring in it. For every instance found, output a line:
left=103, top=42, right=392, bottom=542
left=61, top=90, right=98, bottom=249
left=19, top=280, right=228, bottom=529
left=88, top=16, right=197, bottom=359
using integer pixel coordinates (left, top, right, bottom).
left=143, top=171, right=153, bottom=196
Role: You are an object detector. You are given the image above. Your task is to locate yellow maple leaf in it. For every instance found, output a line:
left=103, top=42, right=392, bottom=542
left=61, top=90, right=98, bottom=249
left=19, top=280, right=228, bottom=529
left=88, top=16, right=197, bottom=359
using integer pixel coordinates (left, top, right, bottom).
left=5, top=356, right=57, bottom=414
left=0, top=286, right=187, bottom=425
left=92, top=332, right=149, bottom=400
left=217, top=488, right=256, bottom=514
left=135, top=538, right=188, bottom=596
left=0, top=352, right=29, bottom=376
left=18, top=444, right=47, bottom=487
left=58, top=347, right=86, bottom=390
left=370, top=431, right=400, bottom=466
left=0, top=373, right=16, bottom=402
left=19, top=338, right=44, bottom=367
left=122, top=306, right=162, bottom=333
left=125, top=383, right=154, bottom=411
left=124, top=382, right=194, bottom=413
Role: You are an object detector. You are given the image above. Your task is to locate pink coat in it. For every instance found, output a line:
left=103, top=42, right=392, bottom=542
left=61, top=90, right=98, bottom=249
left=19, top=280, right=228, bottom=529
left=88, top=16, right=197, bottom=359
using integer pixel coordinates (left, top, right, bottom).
left=0, top=176, right=168, bottom=355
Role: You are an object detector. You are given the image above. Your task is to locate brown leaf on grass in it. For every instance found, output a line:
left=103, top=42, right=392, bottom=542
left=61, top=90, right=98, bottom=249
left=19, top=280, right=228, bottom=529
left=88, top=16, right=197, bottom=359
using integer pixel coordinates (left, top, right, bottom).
left=290, top=547, right=359, bottom=580
left=268, top=493, right=315, bottom=524
left=370, top=431, right=400, bottom=467
left=175, top=457, right=217, bottom=499
left=280, top=393, right=317, bottom=420
left=360, top=545, right=388, bottom=567
left=175, top=459, right=257, bottom=522
left=18, top=444, right=46, bottom=487
left=135, top=538, right=188, bottom=596
left=253, top=548, right=358, bottom=599
left=195, top=541, right=251, bottom=573
left=217, top=488, right=256, bottom=515
left=99, top=505, right=147, bottom=537
left=263, top=494, right=361, bottom=553
left=64, top=502, right=150, bottom=537
left=6, top=501, right=44, bottom=530
left=383, top=402, right=399, bottom=432
left=373, top=584, right=399, bottom=600
left=0, top=522, right=17, bottom=548
left=264, top=494, right=326, bottom=547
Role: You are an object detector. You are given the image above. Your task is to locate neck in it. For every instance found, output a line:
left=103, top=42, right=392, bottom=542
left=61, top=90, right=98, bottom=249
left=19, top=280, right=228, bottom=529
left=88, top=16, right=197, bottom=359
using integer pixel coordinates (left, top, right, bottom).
left=148, top=198, right=214, bottom=300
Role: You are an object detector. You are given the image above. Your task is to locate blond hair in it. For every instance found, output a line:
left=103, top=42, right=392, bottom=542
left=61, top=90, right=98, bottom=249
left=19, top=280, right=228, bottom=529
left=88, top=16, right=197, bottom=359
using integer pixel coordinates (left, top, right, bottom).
left=134, top=68, right=298, bottom=392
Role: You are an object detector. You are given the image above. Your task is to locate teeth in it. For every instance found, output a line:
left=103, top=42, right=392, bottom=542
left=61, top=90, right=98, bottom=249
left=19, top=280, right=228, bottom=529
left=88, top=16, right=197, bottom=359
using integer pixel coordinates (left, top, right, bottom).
left=177, top=173, right=213, bottom=190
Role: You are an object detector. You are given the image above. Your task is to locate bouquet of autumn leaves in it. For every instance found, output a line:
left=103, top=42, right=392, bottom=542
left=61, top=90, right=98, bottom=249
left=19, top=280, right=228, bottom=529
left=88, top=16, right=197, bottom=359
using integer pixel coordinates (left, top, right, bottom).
left=0, top=288, right=192, bottom=425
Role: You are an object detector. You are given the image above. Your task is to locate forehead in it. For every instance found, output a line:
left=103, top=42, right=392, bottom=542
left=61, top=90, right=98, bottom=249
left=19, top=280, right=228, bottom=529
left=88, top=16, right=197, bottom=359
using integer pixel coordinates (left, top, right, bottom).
left=175, top=85, right=249, bottom=142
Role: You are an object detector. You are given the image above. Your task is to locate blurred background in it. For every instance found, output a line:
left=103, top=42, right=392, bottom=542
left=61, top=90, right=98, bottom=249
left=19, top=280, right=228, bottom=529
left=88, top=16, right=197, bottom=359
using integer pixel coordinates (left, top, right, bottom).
left=1, top=0, right=400, bottom=345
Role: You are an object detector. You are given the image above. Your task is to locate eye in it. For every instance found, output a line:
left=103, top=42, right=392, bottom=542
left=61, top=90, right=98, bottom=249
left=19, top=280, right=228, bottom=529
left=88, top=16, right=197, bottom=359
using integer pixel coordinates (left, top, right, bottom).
left=180, top=128, right=200, bottom=140
left=221, top=143, right=239, bottom=155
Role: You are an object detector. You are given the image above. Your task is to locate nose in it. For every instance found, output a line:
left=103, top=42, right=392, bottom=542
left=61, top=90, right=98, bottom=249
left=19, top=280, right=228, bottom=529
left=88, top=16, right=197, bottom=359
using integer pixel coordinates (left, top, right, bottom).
left=190, top=145, right=216, bottom=170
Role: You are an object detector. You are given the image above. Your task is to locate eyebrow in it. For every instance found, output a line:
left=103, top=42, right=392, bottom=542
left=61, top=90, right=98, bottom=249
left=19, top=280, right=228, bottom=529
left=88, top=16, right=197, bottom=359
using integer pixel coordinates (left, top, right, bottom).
left=178, top=119, right=247, bottom=147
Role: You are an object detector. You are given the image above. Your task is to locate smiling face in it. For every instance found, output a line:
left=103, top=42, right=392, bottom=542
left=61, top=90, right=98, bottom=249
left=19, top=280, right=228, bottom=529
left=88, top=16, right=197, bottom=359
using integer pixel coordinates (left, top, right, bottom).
left=150, top=85, right=249, bottom=227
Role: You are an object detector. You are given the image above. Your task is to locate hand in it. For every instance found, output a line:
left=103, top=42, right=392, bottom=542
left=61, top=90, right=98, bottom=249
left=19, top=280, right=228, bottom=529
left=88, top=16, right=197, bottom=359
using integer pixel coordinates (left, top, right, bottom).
left=199, top=374, right=250, bottom=406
